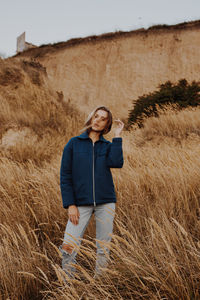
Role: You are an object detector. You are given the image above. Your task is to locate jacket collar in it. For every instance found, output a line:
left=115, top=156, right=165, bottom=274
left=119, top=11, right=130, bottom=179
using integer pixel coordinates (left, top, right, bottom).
left=77, top=130, right=109, bottom=143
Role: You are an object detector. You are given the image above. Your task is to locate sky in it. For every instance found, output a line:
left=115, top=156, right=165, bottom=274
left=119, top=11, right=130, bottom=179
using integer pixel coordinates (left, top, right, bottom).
left=0, top=0, right=200, bottom=57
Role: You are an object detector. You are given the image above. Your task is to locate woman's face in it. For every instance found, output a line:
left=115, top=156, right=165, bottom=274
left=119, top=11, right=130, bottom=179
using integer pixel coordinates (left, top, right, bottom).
left=91, top=109, right=109, bottom=132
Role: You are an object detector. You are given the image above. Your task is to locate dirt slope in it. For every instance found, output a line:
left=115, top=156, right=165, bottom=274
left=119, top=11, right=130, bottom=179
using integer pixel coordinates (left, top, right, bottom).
left=16, top=20, right=200, bottom=119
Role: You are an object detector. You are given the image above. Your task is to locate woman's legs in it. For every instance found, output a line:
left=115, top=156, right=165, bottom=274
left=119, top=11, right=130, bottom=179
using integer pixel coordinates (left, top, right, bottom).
left=60, top=203, right=116, bottom=278
left=60, top=205, right=94, bottom=277
left=94, top=202, right=115, bottom=276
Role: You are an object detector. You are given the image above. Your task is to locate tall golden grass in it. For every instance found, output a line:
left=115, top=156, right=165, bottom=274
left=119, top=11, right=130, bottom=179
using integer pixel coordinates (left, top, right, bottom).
left=0, top=59, right=200, bottom=299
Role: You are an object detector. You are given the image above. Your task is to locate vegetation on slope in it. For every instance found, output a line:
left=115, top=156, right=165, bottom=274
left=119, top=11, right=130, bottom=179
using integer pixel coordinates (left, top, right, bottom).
left=0, top=58, right=200, bottom=299
left=0, top=58, right=82, bottom=166
left=128, top=79, right=200, bottom=127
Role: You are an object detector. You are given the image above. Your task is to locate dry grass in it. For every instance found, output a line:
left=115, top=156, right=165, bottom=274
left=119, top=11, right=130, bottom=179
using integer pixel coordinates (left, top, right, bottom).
left=0, top=59, right=200, bottom=299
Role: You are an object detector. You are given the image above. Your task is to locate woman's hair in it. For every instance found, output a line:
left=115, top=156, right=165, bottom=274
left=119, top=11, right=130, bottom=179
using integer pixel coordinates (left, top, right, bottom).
left=81, top=106, right=113, bottom=135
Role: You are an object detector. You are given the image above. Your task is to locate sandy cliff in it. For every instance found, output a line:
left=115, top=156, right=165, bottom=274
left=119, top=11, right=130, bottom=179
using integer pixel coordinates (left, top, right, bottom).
left=17, top=21, right=200, bottom=119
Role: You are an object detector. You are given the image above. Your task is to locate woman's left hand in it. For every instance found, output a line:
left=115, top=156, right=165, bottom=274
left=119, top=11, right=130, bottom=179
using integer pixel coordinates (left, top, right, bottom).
left=114, top=119, right=124, bottom=137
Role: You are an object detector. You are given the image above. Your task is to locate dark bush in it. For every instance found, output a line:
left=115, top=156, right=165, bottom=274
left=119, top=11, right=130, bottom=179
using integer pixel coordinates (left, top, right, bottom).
left=0, top=67, right=24, bottom=86
left=128, top=79, right=200, bottom=127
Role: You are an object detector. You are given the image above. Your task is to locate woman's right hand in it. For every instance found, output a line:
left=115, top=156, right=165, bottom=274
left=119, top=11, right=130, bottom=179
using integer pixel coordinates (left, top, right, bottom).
left=68, top=205, right=80, bottom=225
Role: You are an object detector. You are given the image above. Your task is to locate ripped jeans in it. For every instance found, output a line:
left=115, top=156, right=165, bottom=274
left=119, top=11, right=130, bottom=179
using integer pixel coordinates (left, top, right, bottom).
left=59, top=202, right=115, bottom=278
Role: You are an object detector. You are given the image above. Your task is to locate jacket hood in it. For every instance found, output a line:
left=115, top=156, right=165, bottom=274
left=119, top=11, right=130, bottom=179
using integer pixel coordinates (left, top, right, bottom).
left=77, top=130, right=109, bottom=143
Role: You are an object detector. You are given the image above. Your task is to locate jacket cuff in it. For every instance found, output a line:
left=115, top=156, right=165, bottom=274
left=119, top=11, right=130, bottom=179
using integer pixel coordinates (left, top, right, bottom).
left=63, top=201, right=76, bottom=209
left=112, top=137, right=122, bottom=143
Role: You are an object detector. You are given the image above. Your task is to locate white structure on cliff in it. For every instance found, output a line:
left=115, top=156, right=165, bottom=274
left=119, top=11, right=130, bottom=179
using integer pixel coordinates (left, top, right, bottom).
left=16, top=32, right=37, bottom=53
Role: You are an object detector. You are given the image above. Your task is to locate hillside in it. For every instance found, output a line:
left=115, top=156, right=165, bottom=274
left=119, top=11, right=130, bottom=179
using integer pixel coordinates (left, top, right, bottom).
left=15, top=20, right=200, bottom=119
left=0, top=21, right=200, bottom=299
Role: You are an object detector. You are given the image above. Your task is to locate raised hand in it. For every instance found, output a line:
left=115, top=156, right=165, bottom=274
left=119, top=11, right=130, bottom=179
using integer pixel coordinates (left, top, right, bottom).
left=114, top=119, right=124, bottom=137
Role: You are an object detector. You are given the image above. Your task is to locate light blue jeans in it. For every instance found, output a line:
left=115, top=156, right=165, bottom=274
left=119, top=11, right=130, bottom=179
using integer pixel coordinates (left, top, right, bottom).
left=60, top=202, right=115, bottom=278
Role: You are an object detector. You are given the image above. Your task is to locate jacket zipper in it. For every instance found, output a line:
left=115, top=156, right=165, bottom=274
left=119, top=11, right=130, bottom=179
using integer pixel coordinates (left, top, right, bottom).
left=92, top=142, right=96, bottom=206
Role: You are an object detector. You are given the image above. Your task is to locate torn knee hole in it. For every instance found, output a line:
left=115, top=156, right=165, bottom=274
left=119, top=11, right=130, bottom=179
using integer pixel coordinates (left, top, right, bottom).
left=62, top=243, right=74, bottom=254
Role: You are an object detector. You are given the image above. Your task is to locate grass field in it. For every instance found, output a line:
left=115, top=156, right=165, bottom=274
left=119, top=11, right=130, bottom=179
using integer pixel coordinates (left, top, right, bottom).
left=0, top=58, right=200, bottom=299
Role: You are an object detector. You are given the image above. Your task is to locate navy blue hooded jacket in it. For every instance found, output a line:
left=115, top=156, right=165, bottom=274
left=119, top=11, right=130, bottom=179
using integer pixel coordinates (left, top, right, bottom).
left=60, top=130, right=123, bottom=209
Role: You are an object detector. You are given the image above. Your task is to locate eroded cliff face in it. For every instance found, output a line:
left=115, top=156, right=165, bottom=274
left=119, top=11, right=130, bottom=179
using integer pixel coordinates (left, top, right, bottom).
left=18, top=21, right=200, bottom=119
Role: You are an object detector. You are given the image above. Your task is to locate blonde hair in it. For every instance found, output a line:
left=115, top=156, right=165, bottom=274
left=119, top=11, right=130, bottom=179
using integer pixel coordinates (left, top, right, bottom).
left=81, top=106, right=112, bottom=135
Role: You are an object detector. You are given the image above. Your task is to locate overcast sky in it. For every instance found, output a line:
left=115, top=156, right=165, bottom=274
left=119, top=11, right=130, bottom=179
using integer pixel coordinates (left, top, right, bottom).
left=0, top=0, right=199, bottom=57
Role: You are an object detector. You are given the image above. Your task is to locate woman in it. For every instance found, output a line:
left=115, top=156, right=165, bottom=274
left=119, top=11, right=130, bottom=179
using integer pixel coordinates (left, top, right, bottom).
left=60, top=106, right=124, bottom=278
